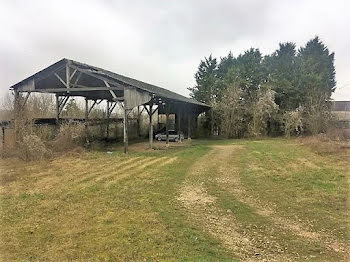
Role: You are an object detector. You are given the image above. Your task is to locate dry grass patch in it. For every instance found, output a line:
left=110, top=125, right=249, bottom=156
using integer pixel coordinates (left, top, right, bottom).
left=177, top=141, right=349, bottom=261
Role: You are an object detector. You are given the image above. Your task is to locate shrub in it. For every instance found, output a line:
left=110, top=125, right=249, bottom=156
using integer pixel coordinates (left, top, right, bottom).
left=53, top=122, right=86, bottom=151
left=283, top=106, right=304, bottom=137
left=215, top=85, right=244, bottom=138
left=19, top=134, right=50, bottom=161
left=248, top=89, right=279, bottom=137
left=304, top=94, right=332, bottom=135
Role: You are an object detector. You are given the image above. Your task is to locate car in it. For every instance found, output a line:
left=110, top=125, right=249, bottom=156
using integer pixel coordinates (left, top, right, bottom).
left=155, top=130, right=184, bottom=142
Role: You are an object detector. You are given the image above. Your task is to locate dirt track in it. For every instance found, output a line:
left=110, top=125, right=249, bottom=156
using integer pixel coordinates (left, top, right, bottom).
left=177, top=145, right=350, bottom=261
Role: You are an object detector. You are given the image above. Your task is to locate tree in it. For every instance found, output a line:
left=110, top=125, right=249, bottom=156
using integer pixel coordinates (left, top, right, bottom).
left=191, top=36, right=336, bottom=137
left=217, top=51, right=236, bottom=80
left=216, top=68, right=246, bottom=138
left=297, top=36, right=336, bottom=134
left=264, top=42, right=300, bottom=111
left=297, top=36, right=336, bottom=99
left=283, top=106, right=304, bottom=137
left=62, top=99, right=83, bottom=117
left=189, top=55, right=218, bottom=135
left=188, top=55, right=218, bottom=104
left=235, top=48, right=266, bottom=101
left=248, top=88, right=279, bottom=137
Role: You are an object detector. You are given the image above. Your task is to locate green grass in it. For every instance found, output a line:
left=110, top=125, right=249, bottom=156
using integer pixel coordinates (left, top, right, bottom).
left=0, top=138, right=349, bottom=261
left=0, top=144, right=232, bottom=261
left=238, top=139, right=349, bottom=242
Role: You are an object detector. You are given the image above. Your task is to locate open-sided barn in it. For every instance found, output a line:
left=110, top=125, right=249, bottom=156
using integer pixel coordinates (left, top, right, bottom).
left=9, top=58, right=211, bottom=153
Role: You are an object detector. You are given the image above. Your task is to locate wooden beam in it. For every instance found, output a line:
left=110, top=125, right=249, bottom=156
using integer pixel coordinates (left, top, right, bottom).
left=137, top=106, right=141, bottom=138
left=104, top=80, right=125, bottom=101
left=70, top=65, right=128, bottom=90
left=177, top=109, right=181, bottom=142
left=139, top=107, right=145, bottom=115
left=20, top=92, right=31, bottom=108
left=58, top=96, right=66, bottom=107
left=54, top=73, right=69, bottom=88
left=109, top=90, right=118, bottom=100
left=117, top=100, right=124, bottom=110
left=149, top=103, right=153, bottom=149
left=33, top=86, right=123, bottom=93
left=70, top=69, right=77, bottom=81
left=55, top=94, right=59, bottom=120
left=123, top=108, right=129, bottom=154
left=157, top=109, right=160, bottom=132
left=106, top=101, right=110, bottom=139
left=88, top=100, right=98, bottom=115
left=66, top=62, right=70, bottom=89
left=73, top=71, right=82, bottom=85
left=143, top=105, right=150, bottom=115
left=108, top=102, right=117, bottom=116
left=14, top=90, right=19, bottom=144
left=151, top=106, right=158, bottom=116
left=85, top=98, right=89, bottom=144
left=58, top=96, right=69, bottom=115
left=70, top=83, right=124, bottom=91
left=166, top=105, right=169, bottom=147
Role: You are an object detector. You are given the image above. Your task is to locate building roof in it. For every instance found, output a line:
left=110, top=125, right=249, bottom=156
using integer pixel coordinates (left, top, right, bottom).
left=332, top=101, right=350, bottom=111
left=10, top=58, right=210, bottom=110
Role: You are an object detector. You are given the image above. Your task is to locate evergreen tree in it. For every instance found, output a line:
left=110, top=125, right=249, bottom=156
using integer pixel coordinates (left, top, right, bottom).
left=235, top=48, right=266, bottom=101
left=191, top=37, right=336, bottom=137
left=188, top=55, right=218, bottom=104
left=217, top=51, right=236, bottom=79
left=264, top=42, right=299, bottom=111
left=297, top=36, right=336, bottom=100
left=297, top=36, right=336, bottom=134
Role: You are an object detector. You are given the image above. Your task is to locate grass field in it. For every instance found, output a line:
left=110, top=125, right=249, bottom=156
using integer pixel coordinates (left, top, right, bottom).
left=0, top=139, right=349, bottom=261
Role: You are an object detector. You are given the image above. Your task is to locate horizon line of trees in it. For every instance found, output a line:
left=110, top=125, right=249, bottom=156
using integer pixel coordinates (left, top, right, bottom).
left=189, top=36, right=336, bottom=137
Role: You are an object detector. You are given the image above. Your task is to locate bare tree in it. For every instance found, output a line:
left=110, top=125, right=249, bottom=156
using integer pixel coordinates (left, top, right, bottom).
left=248, top=89, right=279, bottom=137
left=283, top=106, right=304, bottom=137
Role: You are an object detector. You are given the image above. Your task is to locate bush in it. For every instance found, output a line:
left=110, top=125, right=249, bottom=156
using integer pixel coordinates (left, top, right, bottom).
left=53, top=123, right=86, bottom=151
left=283, top=106, right=304, bottom=137
left=19, top=134, right=50, bottom=161
left=215, top=85, right=244, bottom=138
left=304, top=94, right=332, bottom=135
left=248, top=89, right=279, bottom=137
left=326, top=128, right=350, bottom=141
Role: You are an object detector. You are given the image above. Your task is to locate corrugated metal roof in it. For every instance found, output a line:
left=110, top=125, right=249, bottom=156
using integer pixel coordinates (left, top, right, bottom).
left=332, top=101, right=350, bottom=111
left=11, top=58, right=210, bottom=108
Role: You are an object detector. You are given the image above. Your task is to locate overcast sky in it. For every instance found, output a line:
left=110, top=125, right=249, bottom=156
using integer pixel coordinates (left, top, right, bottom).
left=1, top=0, right=349, bottom=101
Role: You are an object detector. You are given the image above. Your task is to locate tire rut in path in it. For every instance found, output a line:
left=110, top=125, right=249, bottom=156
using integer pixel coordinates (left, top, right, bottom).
left=177, top=144, right=349, bottom=261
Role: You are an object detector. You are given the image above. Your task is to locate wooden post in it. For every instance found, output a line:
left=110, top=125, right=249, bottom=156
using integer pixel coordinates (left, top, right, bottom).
left=14, top=90, right=19, bottom=143
left=188, top=113, right=191, bottom=140
left=149, top=103, right=153, bottom=149
left=166, top=104, right=169, bottom=146
left=66, top=62, right=70, bottom=89
left=55, top=94, right=60, bottom=127
left=123, top=108, right=129, bottom=154
left=157, top=110, right=160, bottom=132
left=137, top=106, right=141, bottom=139
left=177, top=108, right=181, bottom=142
left=106, top=101, right=110, bottom=140
left=85, top=98, right=89, bottom=143
left=2, top=126, right=5, bottom=151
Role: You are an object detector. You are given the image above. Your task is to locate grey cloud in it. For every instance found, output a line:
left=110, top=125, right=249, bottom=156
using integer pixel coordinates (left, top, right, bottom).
left=0, top=0, right=349, bottom=100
